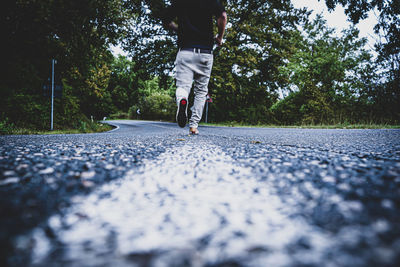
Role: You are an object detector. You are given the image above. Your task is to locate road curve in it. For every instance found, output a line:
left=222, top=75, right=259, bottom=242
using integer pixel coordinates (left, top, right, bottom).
left=1, top=120, right=400, bottom=266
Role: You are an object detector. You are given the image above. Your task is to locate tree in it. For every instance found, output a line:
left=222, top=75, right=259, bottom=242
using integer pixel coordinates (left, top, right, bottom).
left=124, top=0, right=308, bottom=123
left=108, top=56, right=138, bottom=112
left=0, top=0, right=139, bottom=128
left=274, top=15, right=376, bottom=124
left=322, top=0, right=400, bottom=122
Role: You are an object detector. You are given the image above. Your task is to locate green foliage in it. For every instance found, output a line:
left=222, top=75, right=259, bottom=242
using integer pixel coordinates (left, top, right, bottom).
left=74, top=118, right=111, bottom=134
left=137, top=91, right=176, bottom=121
left=209, top=1, right=308, bottom=123
left=109, top=112, right=129, bottom=120
left=139, top=77, right=163, bottom=97
left=270, top=91, right=303, bottom=125
left=323, top=0, right=400, bottom=122
left=125, top=0, right=308, bottom=124
left=0, top=118, right=14, bottom=135
left=1, top=0, right=139, bottom=130
left=2, top=122, right=113, bottom=135
left=128, top=105, right=141, bottom=120
left=107, top=56, right=178, bottom=121
left=274, top=15, right=377, bottom=124
left=5, top=93, right=50, bottom=129
left=2, top=0, right=399, bottom=130
left=53, top=82, right=86, bottom=128
left=108, top=55, right=139, bottom=111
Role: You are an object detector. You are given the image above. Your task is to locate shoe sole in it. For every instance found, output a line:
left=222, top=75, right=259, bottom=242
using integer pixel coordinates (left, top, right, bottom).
left=177, top=99, right=187, bottom=128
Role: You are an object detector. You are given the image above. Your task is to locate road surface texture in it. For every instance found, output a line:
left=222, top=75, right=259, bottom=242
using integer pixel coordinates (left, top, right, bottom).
left=1, top=120, right=400, bottom=267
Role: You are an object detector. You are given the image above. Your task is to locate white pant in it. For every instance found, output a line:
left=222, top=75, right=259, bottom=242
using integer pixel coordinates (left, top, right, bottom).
left=175, top=50, right=213, bottom=128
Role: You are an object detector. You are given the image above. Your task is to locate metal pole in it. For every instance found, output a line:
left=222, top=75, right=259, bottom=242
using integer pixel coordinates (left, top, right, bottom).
left=205, top=101, right=208, bottom=123
left=51, top=59, right=55, bottom=131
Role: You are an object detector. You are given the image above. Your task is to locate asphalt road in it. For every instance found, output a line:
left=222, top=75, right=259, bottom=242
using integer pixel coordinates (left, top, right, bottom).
left=1, top=120, right=400, bottom=267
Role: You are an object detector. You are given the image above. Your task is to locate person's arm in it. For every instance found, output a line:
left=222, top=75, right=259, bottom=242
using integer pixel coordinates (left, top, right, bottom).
left=162, top=2, right=178, bottom=33
left=166, top=21, right=178, bottom=33
left=215, top=11, right=227, bottom=46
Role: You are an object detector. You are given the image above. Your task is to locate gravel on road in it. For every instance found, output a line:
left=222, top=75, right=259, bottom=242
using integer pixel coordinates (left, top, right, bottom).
left=1, top=120, right=400, bottom=266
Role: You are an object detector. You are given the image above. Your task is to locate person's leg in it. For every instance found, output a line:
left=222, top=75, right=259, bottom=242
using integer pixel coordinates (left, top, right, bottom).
left=175, top=51, right=194, bottom=104
left=189, top=53, right=213, bottom=129
left=175, top=51, right=195, bottom=127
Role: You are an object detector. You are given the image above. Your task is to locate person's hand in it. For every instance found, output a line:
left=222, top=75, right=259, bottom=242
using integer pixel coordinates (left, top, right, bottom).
left=215, top=35, right=224, bottom=46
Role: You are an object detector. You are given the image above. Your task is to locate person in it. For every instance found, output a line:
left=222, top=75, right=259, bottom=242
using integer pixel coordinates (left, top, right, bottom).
left=163, top=0, right=227, bottom=135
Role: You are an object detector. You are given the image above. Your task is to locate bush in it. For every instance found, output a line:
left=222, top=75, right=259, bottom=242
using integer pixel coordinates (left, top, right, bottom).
left=270, top=91, right=303, bottom=125
left=0, top=118, right=14, bottom=135
left=131, top=92, right=175, bottom=121
left=55, top=83, right=91, bottom=129
left=4, top=93, right=50, bottom=129
left=73, top=117, right=111, bottom=133
left=109, top=111, right=129, bottom=120
left=128, top=105, right=141, bottom=119
left=237, top=105, right=272, bottom=125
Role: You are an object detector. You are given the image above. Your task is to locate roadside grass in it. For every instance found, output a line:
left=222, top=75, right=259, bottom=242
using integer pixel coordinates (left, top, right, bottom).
left=104, top=117, right=399, bottom=129
left=199, top=122, right=400, bottom=129
left=104, top=116, right=400, bottom=129
left=8, top=118, right=395, bottom=135
left=108, top=111, right=129, bottom=120
left=1, top=122, right=114, bottom=135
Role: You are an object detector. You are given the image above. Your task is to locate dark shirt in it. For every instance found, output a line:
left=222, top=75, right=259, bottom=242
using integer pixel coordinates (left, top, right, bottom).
left=163, top=0, right=225, bottom=50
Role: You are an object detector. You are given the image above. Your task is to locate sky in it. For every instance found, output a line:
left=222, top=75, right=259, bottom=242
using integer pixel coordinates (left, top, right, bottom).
left=292, top=0, right=378, bottom=50
left=112, top=0, right=378, bottom=56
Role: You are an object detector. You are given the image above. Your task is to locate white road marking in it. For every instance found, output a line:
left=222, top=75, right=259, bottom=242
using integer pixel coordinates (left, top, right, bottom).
left=30, top=139, right=334, bottom=266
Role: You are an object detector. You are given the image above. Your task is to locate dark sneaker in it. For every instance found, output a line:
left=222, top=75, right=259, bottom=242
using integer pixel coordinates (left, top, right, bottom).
left=176, top=98, right=187, bottom=128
